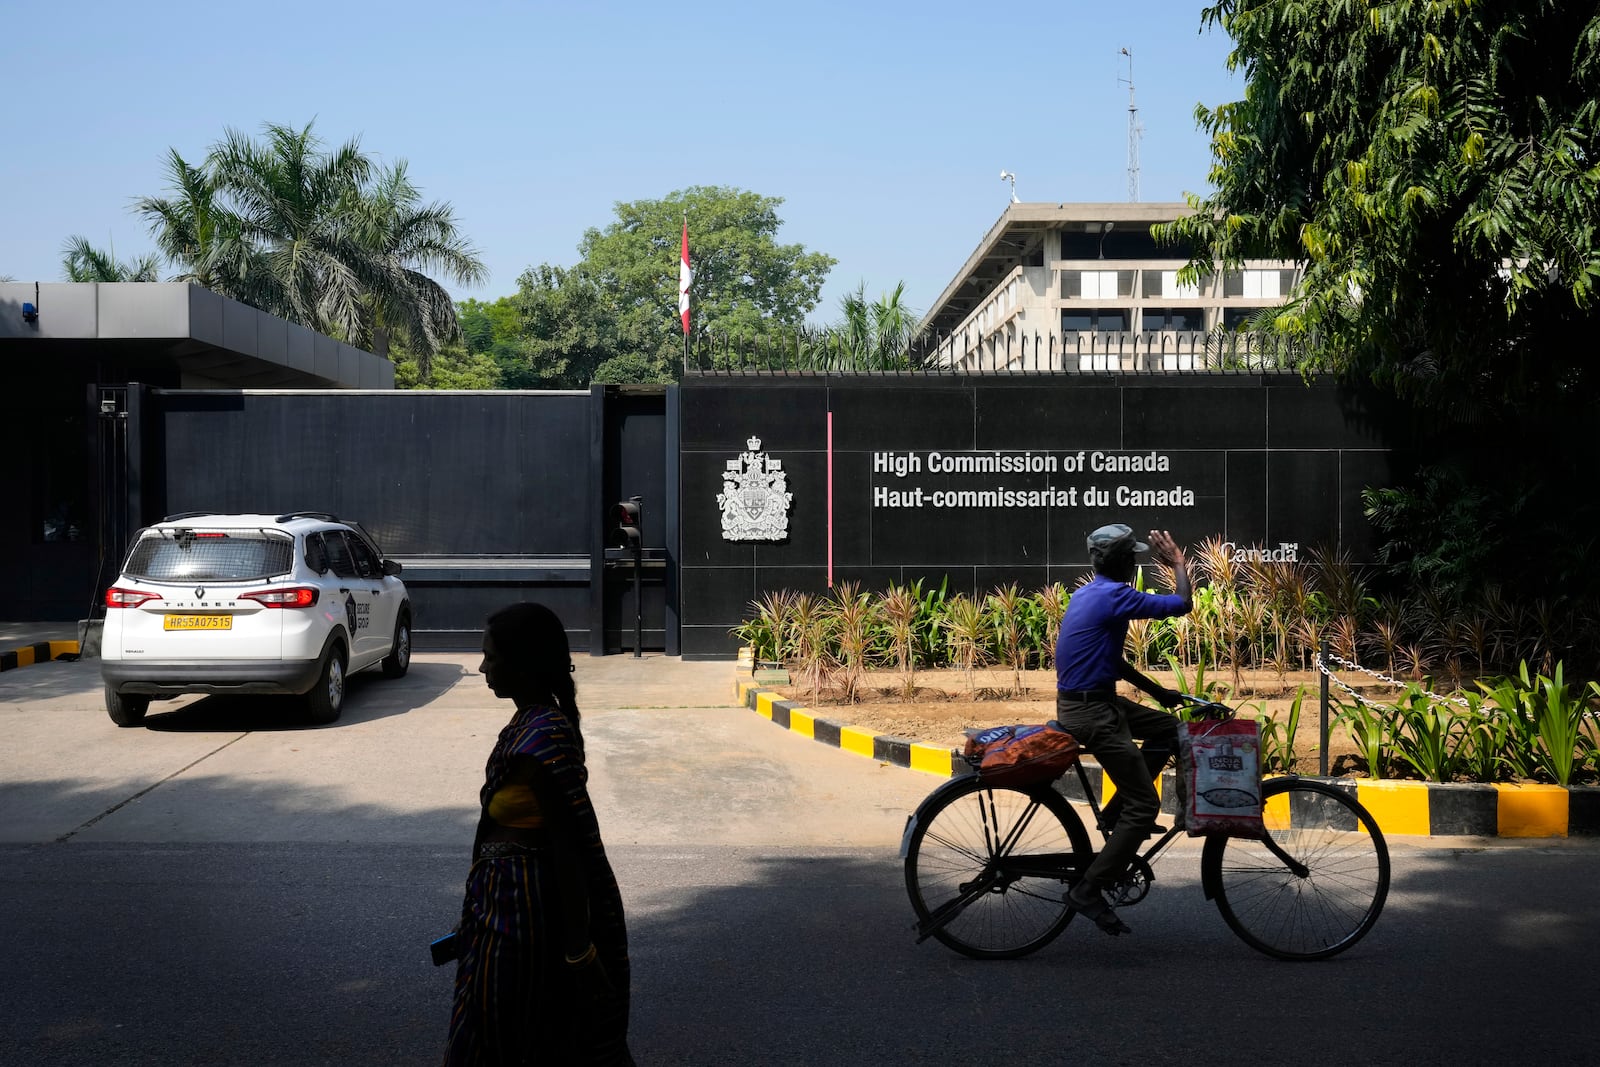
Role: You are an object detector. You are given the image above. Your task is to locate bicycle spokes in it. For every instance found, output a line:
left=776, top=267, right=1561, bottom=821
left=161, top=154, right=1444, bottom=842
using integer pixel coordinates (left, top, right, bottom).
left=903, top=780, right=1092, bottom=959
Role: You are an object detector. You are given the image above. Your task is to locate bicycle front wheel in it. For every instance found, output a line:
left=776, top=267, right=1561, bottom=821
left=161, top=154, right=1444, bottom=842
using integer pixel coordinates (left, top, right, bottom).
left=1203, top=777, right=1390, bottom=961
left=904, top=776, right=1091, bottom=960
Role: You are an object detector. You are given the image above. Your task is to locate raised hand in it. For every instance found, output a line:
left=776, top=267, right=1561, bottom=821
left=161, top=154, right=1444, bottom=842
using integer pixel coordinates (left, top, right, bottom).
left=1147, top=529, right=1186, bottom=568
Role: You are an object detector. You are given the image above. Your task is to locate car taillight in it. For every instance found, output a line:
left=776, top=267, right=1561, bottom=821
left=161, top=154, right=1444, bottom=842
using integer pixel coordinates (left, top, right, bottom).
left=106, top=588, right=163, bottom=609
left=241, top=587, right=319, bottom=608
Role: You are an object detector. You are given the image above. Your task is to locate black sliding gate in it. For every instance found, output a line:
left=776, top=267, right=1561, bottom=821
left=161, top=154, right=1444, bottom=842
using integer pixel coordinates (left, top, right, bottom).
left=117, top=384, right=674, bottom=654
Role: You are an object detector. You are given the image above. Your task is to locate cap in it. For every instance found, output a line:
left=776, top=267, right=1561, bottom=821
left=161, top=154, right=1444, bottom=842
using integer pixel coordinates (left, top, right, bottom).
left=1086, top=523, right=1149, bottom=558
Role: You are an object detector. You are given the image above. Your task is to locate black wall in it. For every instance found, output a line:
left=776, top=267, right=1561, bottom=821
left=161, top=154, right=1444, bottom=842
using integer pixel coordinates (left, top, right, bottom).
left=0, top=363, right=100, bottom=620
left=678, top=375, right=1415, bottom=657
left=17, top=372, right=1417, bottom=659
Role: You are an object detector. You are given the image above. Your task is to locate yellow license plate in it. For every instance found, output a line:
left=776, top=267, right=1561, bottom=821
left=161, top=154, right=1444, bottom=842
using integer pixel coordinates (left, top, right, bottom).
left=164, top=614, right=233, bottom=631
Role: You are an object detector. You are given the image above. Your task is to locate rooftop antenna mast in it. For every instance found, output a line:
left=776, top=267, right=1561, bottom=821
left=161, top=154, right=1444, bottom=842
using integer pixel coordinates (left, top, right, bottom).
left=1118, top=47, right=1142, bottom=202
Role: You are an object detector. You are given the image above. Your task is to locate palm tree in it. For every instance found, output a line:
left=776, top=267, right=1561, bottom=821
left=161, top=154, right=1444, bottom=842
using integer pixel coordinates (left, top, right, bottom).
left=60, top=236, right=162, bottom=282
left=350, top=161, right=487, bottom=372
left=834, top=281, right=921, bottom=369
left=206, top=122, right=378, bottom=343
left=137, top=121, right=484, bottom=366
left=134, top=148, right=259, bottom=298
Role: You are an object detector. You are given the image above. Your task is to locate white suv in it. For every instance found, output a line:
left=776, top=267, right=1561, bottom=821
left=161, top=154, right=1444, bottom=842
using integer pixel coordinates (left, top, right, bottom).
left=100, top=512, right=412, bottom=727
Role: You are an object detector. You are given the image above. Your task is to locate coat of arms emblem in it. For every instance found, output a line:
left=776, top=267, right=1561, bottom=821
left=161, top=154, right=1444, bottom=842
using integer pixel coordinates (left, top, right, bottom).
left=719, top=436, right=792, bottom=541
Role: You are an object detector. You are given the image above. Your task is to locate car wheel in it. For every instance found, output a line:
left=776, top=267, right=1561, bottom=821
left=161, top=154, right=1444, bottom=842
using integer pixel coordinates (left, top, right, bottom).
left=306, top=644, right=347, bottom=724
left=105, top=686, right=150, bottom=728
left=381, top=610, right=411, bottom=679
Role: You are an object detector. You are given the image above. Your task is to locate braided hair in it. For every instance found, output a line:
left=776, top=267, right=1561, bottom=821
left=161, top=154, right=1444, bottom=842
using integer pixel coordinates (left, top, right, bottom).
left=484, top=602, right=583, bottom=751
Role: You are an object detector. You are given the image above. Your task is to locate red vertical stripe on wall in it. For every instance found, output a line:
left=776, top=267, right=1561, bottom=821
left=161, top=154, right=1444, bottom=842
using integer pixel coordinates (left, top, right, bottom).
left=827, top=410, right=834, bottom=588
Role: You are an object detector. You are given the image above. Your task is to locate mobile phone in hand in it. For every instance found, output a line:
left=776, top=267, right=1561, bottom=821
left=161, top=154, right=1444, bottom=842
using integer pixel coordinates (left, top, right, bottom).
left=430, top=932, right=461, bottom=966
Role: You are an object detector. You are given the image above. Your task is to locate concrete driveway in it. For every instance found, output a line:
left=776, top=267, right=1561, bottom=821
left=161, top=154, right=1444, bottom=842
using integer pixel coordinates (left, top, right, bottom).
left=0, top=652, right=941, bottom=848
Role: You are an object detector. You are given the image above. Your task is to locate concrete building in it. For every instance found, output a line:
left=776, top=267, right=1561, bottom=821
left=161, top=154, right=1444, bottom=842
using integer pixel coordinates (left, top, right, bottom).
left=920, top=202, right=1302, bottom=371
left=0, top=281, right=394, bottom=620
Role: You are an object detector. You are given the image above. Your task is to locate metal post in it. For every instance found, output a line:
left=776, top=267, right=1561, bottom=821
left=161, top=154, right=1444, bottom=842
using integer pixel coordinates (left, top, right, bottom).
left=1319, top=634, right=1330, bottom=777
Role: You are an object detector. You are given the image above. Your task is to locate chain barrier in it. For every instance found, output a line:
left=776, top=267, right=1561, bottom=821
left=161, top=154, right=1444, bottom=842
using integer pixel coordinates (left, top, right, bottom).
left=1314, top=650, right=1471, bottom=709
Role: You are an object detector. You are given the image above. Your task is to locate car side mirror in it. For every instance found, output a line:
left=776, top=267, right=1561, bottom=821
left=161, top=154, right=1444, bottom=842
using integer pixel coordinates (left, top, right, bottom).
left=382, top=558, right=403, bottom=577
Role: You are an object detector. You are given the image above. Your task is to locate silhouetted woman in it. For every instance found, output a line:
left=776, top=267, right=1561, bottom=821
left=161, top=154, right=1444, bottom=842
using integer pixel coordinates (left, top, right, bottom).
left=444, top=602, right=633, bottom=1065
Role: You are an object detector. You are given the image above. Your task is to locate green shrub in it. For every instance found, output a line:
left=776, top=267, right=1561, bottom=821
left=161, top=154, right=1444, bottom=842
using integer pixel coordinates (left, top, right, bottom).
left=1456, top=692, right=1511, bottom=783
left=1389, top=686, right=1466, bottom=783
left=1257, top=686, right=1308, bottom=774
left=1337, top=697, right=1392, bottom=780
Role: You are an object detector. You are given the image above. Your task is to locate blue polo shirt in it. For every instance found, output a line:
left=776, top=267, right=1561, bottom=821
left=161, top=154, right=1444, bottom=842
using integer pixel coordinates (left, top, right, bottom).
left=1055, top=575, right=1190, bottom=692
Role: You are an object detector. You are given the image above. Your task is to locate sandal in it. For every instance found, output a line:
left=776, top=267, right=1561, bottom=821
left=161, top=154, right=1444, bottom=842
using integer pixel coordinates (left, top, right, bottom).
left=1067, top=884, right=1132, bottom=936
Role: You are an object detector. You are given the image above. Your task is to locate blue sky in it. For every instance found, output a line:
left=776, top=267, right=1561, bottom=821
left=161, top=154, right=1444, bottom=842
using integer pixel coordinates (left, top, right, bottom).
left=2, top=0, right=1241, bottom=324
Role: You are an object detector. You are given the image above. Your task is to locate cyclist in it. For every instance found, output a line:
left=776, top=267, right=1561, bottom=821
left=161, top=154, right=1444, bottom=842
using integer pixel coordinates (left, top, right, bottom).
left=1055, top=523, right=1192, bottom=935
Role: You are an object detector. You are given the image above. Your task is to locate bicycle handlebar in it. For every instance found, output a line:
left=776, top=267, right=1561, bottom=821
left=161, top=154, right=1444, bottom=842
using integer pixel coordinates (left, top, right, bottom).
left=1173, top=693, right=1236, bottom=719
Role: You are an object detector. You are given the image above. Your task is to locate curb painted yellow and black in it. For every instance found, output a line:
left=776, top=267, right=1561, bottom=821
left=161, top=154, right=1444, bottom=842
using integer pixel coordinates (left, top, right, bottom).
left=0, top=641, right=79, bottom=673
left=736, top=678, right=1600, bottom=840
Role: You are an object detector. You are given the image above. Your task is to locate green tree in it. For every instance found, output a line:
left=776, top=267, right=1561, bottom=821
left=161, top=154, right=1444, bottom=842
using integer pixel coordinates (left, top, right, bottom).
left=591, top=352, right=675, bottom=385
left=1162, top=1, right=1600, bottom=417
left=392, top=340, right=502, bottom=390
left=352, top=159, right=488, bottom=371
left=508, top=265, right=647, bottom=386
left=832, top=281, right=921, bottom=369
left=576, top=186, right=835, bottom=368
left=452, top=295, right=536, bottom=386
left=1165, top=1, right=1600, bottom=630
left=136, top=121, right=484, bottom=369
left=134, top=148, right=257, bottom=296
left=59, top=236, right=161, bottom=282
left=500, top=187, right=834, bottom=383
left=457, top=297, right=522, bottom=361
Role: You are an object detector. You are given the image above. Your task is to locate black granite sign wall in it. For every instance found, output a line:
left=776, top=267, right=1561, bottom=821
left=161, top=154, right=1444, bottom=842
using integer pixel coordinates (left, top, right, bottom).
left=679, top=375, right=1412, bottom=658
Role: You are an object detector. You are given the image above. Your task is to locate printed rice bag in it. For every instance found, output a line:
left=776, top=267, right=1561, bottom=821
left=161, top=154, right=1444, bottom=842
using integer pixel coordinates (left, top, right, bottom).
left=1178, top=718, right=1264, bottom=836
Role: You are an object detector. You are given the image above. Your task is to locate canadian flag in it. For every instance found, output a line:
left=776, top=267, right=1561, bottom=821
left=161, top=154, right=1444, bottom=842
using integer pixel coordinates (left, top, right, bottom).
left=679, top=219, right=692, bottom=335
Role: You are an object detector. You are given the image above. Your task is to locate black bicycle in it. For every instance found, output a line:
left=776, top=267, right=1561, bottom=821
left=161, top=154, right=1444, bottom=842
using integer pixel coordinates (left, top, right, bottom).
left=901, top=697, right=1390, bottom=961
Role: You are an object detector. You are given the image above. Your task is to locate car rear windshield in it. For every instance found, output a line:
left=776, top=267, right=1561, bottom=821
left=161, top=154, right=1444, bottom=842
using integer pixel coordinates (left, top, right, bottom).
left=123, top=531, right=295, bottom=582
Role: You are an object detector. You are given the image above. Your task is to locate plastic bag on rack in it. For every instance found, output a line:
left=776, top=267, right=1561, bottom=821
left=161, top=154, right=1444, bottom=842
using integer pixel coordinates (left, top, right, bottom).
left=962, top=722, right=1081, bottom=787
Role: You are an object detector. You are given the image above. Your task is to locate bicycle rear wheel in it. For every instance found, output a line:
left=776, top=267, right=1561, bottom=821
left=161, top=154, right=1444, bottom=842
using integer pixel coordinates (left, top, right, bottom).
left=903, top=776, right=1092, bottom=960
left=1203, top=777, right=1390, bottom=961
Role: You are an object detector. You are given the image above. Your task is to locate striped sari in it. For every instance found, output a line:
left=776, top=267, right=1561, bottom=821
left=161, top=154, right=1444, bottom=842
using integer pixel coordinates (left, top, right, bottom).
left=444, top=704, right=632, bottom=1065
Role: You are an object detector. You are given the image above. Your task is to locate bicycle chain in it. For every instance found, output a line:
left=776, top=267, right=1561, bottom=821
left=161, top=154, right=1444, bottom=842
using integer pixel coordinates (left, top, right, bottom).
left=1314, top=651, right=1470, bottom=709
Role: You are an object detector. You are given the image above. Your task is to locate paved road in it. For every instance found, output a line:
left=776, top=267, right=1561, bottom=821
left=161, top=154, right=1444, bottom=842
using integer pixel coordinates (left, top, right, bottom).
left=3, top=655, right=1598, bottom=1065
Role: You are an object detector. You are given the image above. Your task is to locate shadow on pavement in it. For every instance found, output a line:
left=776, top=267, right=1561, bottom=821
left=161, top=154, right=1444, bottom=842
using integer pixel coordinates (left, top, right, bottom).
left=0, top=657, right=104, bottom=700
left=139, top=660, right=465, bottom=733
left=4, top=762, right=1600, bottom=1065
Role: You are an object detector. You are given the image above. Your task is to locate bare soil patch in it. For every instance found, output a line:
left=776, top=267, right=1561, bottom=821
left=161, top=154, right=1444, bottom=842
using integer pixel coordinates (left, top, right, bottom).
left=764, top=667, right=1407, bottom=776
